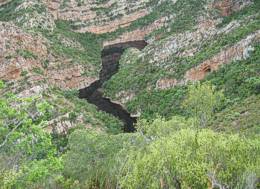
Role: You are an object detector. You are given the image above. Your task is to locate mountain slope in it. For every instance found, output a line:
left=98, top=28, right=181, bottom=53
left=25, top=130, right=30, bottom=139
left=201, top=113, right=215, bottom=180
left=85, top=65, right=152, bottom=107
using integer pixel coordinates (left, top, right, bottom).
left=0, top=0, right=259, bottom=188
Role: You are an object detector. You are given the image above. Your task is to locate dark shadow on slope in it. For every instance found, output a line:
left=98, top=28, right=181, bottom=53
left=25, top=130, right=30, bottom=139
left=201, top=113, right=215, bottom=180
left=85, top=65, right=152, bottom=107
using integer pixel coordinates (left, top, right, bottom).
left=79, top=40, right=147, bottom=132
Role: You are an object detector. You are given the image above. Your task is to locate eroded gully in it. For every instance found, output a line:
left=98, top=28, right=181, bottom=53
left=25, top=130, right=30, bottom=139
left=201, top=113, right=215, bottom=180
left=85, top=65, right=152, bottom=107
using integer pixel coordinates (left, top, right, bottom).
left=79, top=41, right=147, bottom=132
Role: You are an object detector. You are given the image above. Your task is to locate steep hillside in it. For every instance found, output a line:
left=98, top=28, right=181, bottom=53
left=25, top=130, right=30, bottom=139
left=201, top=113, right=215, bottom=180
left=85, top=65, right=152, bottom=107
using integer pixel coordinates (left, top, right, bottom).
left=0, top=0, right=124, bottom=134
left=0, top=0, right=259, bottom=188
left=103, top=0, right=260, bottom=126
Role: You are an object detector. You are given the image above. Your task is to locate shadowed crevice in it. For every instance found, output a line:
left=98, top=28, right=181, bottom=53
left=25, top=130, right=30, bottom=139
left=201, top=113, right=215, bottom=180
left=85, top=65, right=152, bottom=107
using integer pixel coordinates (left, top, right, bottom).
left=79, top=40, right=147, bottom=132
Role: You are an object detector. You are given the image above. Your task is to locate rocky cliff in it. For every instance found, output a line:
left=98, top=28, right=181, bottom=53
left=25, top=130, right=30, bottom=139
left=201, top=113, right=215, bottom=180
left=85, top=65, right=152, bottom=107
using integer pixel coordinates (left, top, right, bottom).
left=101, top=0, right=259, bottom=131
left=44, top=0, right=159, bottom=33
left=1, top=1, right=259, bottom=188
left=0, top=0, right=259, bottom=133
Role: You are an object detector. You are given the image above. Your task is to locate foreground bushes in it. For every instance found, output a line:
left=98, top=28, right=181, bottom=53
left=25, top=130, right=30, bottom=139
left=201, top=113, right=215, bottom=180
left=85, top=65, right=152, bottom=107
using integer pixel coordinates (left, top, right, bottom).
left=65, top=117, right=260, bottom=189
left=0, top=81, right=64, bottom=189
left=119, top=129, right=259, bottom=188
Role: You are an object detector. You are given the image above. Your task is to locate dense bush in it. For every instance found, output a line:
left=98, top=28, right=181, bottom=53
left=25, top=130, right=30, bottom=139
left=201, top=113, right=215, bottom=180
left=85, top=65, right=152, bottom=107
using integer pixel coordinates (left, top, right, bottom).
left=182, top=82, right=225, bottom=129
left=63, top=82, right=259, bottom=188
left=1, top=1, right=259, bottom=188
left=120, top=43, right=260, bottom=122
left=64, top=116, right=259, bottom=189
left=64, top=130, right=129, bottom=188
left=0, top=81, right=64, bottom=188
left=119, top=122, right=259, bottom=189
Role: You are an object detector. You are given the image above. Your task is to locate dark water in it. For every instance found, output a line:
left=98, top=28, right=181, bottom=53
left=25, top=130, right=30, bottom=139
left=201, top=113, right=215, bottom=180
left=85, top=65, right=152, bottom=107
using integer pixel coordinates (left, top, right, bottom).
left=79, top=40, right=147, bottom=132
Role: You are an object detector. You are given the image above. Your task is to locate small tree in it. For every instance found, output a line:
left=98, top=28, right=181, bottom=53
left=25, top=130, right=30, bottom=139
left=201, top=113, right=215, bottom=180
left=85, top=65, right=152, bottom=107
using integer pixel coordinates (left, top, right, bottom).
left=183, top=82, right=225, bottom=129
left=0, top=80, right=63, bottom=188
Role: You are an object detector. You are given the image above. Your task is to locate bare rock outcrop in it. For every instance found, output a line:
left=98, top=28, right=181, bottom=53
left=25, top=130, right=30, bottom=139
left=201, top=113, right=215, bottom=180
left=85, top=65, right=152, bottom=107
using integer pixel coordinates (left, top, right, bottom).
left=76, top=10, right=149, bottom=34
left=14, top=0, right=56, bottom=31
left=0, top=21, right=96, bottom=90
left=212, top=0, right=252, bottom=16
left=156, top=78, right=178, bottom=90
left=44, top=0, right=153, bottom=34
left=103, top=16, right=169, bottom=46
left=47, top=64, right=97, bottom=90
left=0, top=22, right=47, bottom=81
left=185, top=30, right=259, bottom=82
left=153, top=30, right=260, bottom=90
left=0, top=0, right=11, bottom=6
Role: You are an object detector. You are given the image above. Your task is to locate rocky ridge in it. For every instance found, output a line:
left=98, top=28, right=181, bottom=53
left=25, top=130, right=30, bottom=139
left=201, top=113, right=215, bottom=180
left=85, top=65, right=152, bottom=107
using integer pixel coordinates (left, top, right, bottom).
left=101, top=0, right=259, bottom=118
left=44, top=0, right=155, bottom=34
left=0, top=0, right=259, bottom=132
left=0, top=21, right=96, bottom=90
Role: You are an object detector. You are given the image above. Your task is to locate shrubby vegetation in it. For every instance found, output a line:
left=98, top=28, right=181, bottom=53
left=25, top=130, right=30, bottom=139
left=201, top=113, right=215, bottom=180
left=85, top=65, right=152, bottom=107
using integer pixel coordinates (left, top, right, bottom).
left=117, top=43, right=260, bottom=123
left=0, top=81, right=63, bottom=188
left=0, top=0, right=259, bottom=188
left=210, top=95, right=260, bottom=136
left=1, top=80, right=259, bottom=188
left=39, top=20, right=102, bottom=77
left=0, top=2, right=103, bottom=78
left=64, top=130, right=130, bottom=188
left=182, top=82, right=225, bottom=128
left=0, top=82, right=123, bottom=188
left=119, top=128, right=259, bottom=189
left=57, top=89, right=123, bottom=134
left=63, top=83, right=259, bottom=188
left=99, top=0, right=207, bottom=41
left=104, top=17, right=259, bottom=102
left=65, top=118, right=259, bottom=189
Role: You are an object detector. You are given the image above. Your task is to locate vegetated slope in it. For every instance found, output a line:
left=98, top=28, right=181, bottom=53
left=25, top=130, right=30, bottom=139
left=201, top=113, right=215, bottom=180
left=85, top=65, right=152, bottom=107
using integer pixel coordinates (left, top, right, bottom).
left=0, top=0, right=123, bottom=134
left=0, top=0, right=259, bottom=188
left=103, top=0, right=260, bottom=132
left=0, top=1, right=124, bottom=187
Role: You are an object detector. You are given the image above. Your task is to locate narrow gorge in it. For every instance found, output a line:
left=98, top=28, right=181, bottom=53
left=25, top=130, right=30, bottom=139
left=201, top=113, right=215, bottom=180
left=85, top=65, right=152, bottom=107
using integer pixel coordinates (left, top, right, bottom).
left=79, top=40, right=147, bottom=132
left=1, top=0, right=259, bottom=187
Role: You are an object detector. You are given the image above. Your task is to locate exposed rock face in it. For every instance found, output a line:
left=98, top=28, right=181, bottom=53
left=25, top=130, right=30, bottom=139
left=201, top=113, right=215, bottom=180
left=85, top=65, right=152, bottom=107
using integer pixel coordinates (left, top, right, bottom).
left=156, top=78, right=178, bottom=90
left=116, top=91, right=135, bottom=104
left=1, top=0, right=257, bottom=131
left=212, top=0, right=252, bottom=16
left=76, top=10, right=149, bottom=34
left=151, top=30, right=259, bottom=90
left=103, top=5, right=258, bottom=108
left=103, top=16, right=169, bottom=46
left=142, top=18, right=244, bottom=65
left=47, top=64, right=97, bottom=89
left=152, top=30, right=259, bottom=90
left=46, top=113, right=84, bottom=134
left=17, top=85, right=47, bottom=98
left=0, top=21, right=96, bottom=90
left=44, top=0, right=154, bottom=34
left=15, top=0, right=56, bottom=31
left=43, top=0, right=179, bottom=36
left=0, top=22, right=47, bottom=81
left=135, top=11, right=256, bottom=69
left=185, top=30, right=259, bottom=82
left=0, top=0, right=11, bottom=6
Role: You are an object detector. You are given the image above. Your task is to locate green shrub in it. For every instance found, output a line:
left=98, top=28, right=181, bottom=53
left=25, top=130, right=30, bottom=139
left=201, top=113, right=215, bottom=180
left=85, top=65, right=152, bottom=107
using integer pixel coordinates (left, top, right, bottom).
left=119, top=128, right=259, bottom=189
left=64, top=117, right=259, bottom=188
left=64, top=130, right=132, bottom=188
left=17, top=49, right=38, bottom=60
left=182, top=82, right=225, bottom=128
left=0, top=82, right=63, bottom=188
